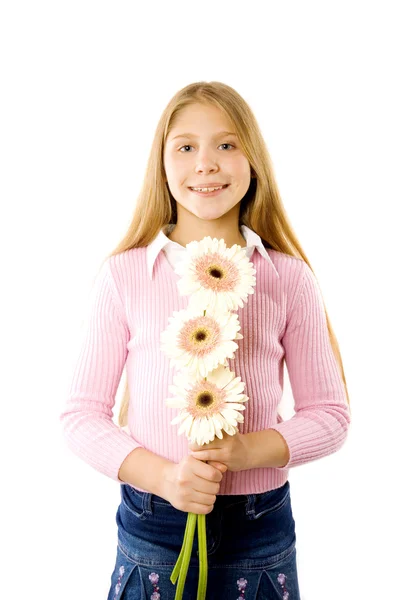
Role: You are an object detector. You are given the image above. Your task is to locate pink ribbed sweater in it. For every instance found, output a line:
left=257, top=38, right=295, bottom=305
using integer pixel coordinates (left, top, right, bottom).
left=60, top=241, right=350, bottom=495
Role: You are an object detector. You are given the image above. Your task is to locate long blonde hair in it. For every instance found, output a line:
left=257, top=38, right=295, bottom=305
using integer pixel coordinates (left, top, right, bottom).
left=104, top=81, right=350, bottom=427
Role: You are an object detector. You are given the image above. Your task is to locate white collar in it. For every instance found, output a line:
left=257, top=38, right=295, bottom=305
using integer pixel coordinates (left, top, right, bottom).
left=146, top=224, right=280, bottom=280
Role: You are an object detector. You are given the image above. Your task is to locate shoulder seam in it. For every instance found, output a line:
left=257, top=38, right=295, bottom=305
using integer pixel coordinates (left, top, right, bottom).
left=285, top=260, right=307, bottom=333
left=103, top=257, right=127, bottom=325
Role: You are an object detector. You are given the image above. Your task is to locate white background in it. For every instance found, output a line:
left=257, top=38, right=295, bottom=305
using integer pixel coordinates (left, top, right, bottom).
left=1, top=1, right=399, bottom=598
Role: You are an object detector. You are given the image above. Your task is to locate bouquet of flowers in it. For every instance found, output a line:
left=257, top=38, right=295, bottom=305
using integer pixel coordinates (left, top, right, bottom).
left=160, top=236, right=256, bottom=600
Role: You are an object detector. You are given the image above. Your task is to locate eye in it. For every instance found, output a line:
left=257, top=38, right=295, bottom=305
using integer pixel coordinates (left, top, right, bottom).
left=178, top=143, right=235, bottom=153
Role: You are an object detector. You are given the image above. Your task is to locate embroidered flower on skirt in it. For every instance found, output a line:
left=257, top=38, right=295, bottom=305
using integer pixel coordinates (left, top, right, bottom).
left=149, top=572, right=161, bottom=599
left=277, top=572, right=289, bottom=599
left=113, top=565, right=125, bottom=599
left=236, top=576, right=248, bottom=598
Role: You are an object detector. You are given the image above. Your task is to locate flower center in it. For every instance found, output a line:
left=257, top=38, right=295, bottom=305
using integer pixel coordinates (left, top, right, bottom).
left=186, top=380, right=227, bottom=418
left=178, top=315, right=221, bottom=357
left=197, top=392, right=213, bottom=408
left=208, top=266, right=223, bottom=279
left=194, top=253, right=241, bottom=292
left=194, top=329, right=207, bottom=342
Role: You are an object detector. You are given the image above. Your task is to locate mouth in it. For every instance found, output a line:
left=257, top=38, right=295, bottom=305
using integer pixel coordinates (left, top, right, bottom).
left=188, top=184, right=230, bottom=196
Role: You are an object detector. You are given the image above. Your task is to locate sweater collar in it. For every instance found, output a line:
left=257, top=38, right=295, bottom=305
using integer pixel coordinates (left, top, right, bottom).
left=147, top=224, right=280, bottom=280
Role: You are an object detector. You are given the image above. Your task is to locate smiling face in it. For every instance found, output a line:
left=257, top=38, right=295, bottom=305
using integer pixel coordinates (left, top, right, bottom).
left=163, top=103, right=252, bottom=227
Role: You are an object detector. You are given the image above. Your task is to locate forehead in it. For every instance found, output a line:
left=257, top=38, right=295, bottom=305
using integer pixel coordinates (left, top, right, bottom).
left=167, top=103, right=236, bottom=140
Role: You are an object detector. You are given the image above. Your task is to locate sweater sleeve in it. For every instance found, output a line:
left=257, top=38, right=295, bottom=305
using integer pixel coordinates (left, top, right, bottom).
left=268, top=260, right=351, bottom=469
left=59, top=258, right=143, bottom=483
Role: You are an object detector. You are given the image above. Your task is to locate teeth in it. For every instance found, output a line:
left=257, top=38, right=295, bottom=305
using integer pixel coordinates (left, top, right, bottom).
left=191, top=186, right=224, bottom=192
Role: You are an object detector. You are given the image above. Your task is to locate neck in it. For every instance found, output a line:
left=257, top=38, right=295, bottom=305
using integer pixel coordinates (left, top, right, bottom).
left=167, top=225, right=246, bottom=248
left=166, top=211, right=247, bottom=248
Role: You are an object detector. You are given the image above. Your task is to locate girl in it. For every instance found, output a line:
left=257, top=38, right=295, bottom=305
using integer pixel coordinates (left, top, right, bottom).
left=60, top=81, right=351, bottom=599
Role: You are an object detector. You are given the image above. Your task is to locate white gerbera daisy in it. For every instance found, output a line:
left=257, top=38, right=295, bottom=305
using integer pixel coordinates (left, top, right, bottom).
left=174, top=236, right=256, bottom=313
left=160, top=304, right=243, bottom=378
left=165, top=364, right=249, bottom=445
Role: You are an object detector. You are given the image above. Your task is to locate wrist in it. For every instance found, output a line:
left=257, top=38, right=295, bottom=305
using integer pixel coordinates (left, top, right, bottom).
left=118, top=448, right=176, bottom=497
left=242, top=429, right=290, bottom=469
left=160, top=461, right=177, bottom=501
left=240, top=432, right=253, bottom=470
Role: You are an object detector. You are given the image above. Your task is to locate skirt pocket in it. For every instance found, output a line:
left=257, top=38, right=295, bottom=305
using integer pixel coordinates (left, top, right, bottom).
left=251, top=480, right=290, bottom=520
left=209, top=481, right=296, bottom=569
left=120, top=484, right=151, bottom=521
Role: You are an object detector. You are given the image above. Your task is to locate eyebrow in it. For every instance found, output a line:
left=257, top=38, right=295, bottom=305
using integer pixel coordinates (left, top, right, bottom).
left=170, top=130, right=238, bottom=141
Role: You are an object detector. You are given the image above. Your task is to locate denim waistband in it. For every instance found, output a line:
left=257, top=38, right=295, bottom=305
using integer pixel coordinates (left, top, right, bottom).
left=128, top=480, right=289, bottom=520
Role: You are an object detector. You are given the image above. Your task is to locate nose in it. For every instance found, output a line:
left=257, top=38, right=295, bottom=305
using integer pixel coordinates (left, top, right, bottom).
left=195, top=148, right=219, bottom=174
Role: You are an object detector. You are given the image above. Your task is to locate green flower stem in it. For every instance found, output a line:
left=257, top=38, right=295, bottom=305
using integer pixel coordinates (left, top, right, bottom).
left=197, top=513, right=208, bottom=600
left=170, top=512, right=192, bottom=585
left=171, top=512, right=197, bottom=599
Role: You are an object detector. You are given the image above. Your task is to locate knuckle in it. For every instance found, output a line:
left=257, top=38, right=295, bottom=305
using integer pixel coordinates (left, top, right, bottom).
left=177, top=477, right=187, bottom=489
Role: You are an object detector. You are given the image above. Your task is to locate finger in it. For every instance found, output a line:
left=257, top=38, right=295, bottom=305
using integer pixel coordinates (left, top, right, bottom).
left=190, top=457, right=222, bottom=481
left=208, top=461, right=228, bottom=473
left=189, top=504, right=214, bottom=515
left=190, top=450, right=216, bottom=461
left=193, top=481, right=220, bottom=497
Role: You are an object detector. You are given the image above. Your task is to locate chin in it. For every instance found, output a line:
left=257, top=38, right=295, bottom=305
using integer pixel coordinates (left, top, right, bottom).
left=193, top=204, right=235, bottom=219
left=194, top=210, right=229, bottom=221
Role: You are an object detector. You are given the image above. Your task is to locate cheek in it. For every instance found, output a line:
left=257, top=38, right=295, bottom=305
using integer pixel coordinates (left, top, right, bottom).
left=169, top=163, right=187, bottom=185
left=226, top=156, right=251, bottom=177
left=238, top=158, right=252, bottom=176
left=163, top=153, right=183, bottom=177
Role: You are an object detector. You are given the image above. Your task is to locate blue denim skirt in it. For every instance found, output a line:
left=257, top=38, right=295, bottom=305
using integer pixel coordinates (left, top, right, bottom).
left=107, top=479, right=301, bottom=599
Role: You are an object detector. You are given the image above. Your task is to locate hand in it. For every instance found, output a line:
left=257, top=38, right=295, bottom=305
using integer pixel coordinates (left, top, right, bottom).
left=162, top=454, right=227, bottom=515
left=189, top=432, right=249, bottom=472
